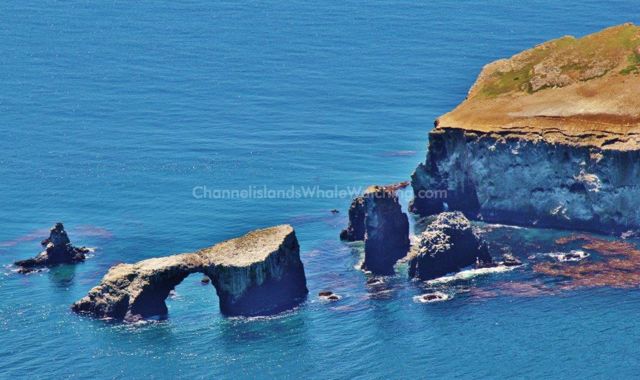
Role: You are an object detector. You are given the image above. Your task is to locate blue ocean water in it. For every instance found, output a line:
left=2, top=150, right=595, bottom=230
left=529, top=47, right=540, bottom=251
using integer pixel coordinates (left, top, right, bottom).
left=1, top=1, right=639, bottom=378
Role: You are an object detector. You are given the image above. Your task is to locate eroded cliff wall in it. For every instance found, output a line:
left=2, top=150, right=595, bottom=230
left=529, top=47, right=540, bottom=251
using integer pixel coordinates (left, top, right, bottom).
left=411, top=127, right=640, bottom=233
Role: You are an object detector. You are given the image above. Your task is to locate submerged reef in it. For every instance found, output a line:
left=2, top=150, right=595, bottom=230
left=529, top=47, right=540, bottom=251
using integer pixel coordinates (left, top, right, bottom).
left=411, top=24, right=640, bottom=233
left=72, top=225, right=308, bottom=322
left=14, top=223, right=89, bottom=273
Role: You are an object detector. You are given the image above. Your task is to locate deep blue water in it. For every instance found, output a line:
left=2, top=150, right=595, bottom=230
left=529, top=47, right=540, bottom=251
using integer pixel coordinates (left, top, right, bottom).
left=1, top=1, right=639, bottom=379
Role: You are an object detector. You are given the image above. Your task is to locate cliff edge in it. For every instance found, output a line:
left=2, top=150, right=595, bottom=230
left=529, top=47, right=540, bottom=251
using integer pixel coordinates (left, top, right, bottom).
left=412, top=24, right=640, bottom=233
left=441, top=23, right=640, bottom=150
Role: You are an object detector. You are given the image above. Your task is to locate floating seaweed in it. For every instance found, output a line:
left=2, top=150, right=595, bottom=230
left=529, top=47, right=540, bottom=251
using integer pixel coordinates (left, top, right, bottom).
left=535, top=234, right=640, bottom=289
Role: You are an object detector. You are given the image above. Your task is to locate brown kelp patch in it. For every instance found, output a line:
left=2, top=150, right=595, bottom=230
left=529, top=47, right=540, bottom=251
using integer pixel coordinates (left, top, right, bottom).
left=535, top=234, right=640, bottom=288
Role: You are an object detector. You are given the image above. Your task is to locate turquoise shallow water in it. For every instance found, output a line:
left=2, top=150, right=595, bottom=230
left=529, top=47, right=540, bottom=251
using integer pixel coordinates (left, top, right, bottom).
left=1, top=1, right=640, bottom=378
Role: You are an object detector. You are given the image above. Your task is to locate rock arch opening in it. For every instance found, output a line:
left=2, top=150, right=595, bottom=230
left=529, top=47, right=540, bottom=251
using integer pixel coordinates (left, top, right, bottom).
left=165, top=272, right=221, bottom=318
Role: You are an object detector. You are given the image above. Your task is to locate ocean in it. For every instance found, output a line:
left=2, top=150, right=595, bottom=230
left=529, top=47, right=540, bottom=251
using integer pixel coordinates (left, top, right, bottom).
left=1, top=1, right=639, bottom=378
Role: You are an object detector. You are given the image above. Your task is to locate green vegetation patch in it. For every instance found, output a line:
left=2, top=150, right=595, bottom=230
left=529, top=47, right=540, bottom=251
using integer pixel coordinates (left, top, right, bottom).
left=620, top=49, right=640, bottom=75
left=478, top=24, right=640, bottom=97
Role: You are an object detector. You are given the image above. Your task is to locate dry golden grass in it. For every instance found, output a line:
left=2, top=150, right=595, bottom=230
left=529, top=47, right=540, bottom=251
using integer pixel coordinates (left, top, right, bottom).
left=437, top=24, right=640, bottom=150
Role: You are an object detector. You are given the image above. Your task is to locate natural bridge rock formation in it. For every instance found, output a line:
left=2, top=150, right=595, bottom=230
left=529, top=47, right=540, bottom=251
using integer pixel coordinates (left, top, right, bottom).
left=15, top=223, right=89, bottom=273
left=411, top=24, right=640, bottom=234
left=72, top=225, right=308, bottom=322
left=408, top=212, right=491, bottom=280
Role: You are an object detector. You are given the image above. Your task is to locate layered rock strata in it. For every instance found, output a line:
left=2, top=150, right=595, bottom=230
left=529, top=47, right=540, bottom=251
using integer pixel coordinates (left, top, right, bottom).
left=408, top=212, right=492, bottom=280
left=411, top=24, right=640, bottom=234
left=72, top=225, right=308, bottom=322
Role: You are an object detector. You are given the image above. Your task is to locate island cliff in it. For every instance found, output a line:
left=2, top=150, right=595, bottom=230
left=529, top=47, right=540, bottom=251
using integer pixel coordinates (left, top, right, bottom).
left=72, top=225, right=308, bottom=322
left=411, top=24, right=640, bottom=233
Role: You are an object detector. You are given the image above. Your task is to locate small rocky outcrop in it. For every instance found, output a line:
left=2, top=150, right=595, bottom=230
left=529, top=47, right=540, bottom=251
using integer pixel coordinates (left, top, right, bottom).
left=408, top=212, right=492, bottom=280
left=72, top=225, right=308, bottom=322
left=318, top=291, right=341, bottom=301
left=362, top=185, right=410, bottom=275
left=14, top=223, right=89, bottom=273
left=339, top=196, right=365, bottom=241
left=501, top=253, right=523, bottom=266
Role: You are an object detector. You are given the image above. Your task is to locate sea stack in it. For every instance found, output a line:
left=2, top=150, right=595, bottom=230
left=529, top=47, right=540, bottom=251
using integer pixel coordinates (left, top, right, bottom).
left=339, top=196, right=365, bottom=241
left=361, top=185, right=410, bottom=275
left=14, top=222, right=89, bottom=273
left=408, top=212, right=491, bottom=280
left=411, top=24, right=640, bottom=234
left=72, top=225, right=308, bottom=322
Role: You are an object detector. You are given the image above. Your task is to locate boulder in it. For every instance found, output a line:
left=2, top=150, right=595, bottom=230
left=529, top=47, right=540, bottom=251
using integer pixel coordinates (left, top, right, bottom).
left=501, top=253, right=523, bottom=266
left=318, top=291, right=341, bottom=301
left=408, top=212, right=492, bottom=280
left=15, top=223, right=89, bottom=272
left=72, top=225, right=308, bottom=322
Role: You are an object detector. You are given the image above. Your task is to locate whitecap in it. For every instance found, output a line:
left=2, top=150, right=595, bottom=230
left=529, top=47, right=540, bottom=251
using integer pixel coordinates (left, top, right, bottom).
left=425, top=265, right=519, bottom=285
left=548, top=250, right=589, bottom=262
left=413, top=292, right=451, bottom=303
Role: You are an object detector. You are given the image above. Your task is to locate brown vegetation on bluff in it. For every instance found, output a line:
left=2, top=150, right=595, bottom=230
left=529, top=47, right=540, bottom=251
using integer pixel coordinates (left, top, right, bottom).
left=437, top=23, right=640, bottom=150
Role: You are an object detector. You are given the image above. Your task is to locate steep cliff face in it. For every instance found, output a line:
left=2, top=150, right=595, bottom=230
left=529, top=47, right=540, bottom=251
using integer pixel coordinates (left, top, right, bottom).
left=362, top=186, right=410, bottom=275
left=340, top=184, right=411, bottom=274
left=72, top=225, right=308, bottom=322
left=339, top=196, right=365, bottom=241
left=412, top=24, right=640, bottom=234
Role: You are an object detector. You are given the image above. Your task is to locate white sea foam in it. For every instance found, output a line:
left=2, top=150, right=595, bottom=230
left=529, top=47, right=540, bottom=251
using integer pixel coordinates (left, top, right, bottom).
left=413, top=291, right=451, bottom=303
left=481, top=223, right=524, bottom=230
left=425, top=265, right=519, bottom=285
left=548, top=250, right=589, bottom=262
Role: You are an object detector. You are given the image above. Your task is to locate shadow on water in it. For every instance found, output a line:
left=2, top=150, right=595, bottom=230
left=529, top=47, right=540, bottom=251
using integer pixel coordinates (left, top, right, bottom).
left=48, top=264, right=78, bottom=289
left=218, top=308, right=310, bottom=348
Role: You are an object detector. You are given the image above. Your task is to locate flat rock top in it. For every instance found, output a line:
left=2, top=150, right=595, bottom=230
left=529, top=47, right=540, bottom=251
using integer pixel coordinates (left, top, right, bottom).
left=438, top=23, right=640, bottom=150
left=98, top=225, right=294, bottom=282
left=197, top=224, right=294, bottom=267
